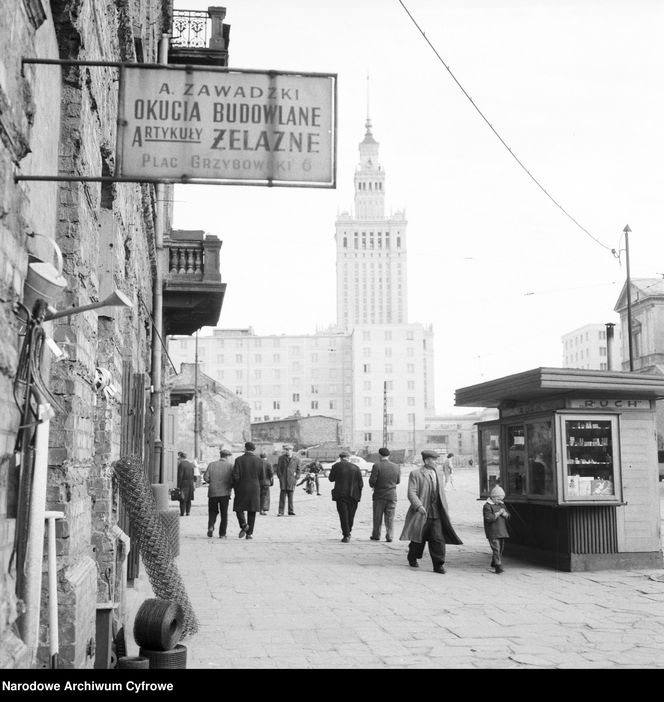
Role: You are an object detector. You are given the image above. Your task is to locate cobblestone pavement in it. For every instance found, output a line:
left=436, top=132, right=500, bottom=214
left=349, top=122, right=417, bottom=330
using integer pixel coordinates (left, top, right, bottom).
left=130, top=467, right=664, bottom=669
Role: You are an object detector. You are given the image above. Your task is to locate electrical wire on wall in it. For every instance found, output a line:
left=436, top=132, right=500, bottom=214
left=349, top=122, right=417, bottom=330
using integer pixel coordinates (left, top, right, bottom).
left=8, top=300, right=62, bottom=590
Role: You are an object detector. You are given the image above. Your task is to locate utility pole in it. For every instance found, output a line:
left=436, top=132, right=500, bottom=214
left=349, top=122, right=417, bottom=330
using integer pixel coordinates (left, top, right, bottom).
left=382, top=380, right=388, bottom=448
left=194, top=330, right=199, bottom=461
left=624, top=224, right=634, bottom=371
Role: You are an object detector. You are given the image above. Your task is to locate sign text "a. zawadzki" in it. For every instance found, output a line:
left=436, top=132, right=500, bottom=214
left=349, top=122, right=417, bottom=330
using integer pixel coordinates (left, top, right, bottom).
left=117, top=67, right=336, bottom=185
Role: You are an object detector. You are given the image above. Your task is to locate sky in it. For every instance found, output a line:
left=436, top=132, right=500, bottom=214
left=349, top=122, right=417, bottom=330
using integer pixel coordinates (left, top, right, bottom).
left=170, top=0, right=664, bottom=414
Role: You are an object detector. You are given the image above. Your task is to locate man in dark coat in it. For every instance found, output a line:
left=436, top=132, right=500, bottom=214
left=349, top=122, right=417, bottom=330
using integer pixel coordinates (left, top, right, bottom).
left=259, top=452, right=274, bottom=515
left=203, top=447, right=234, bottom=538
left=232, top=441, right=264, bottom=539
left=176, top=451, right=196, bottom=517
left=369, top=447, right=401, bottom=542
left=276, top=444, right=301, bottom=516
left=328, top=451, right=363, bottom=543
left=399, top=450, right=463, bottom=573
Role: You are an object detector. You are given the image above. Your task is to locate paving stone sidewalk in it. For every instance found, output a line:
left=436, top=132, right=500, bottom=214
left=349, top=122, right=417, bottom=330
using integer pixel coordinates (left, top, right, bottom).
left=129, top=468, right=664, bottom=669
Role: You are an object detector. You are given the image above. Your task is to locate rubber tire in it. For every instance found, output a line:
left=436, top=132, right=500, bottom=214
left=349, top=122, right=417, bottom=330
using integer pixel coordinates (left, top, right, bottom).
left=139, top=644, right=187, bottom=669
left=133, top=598, right=184, bottom=651
left=117, top=655, right=150, bottom=669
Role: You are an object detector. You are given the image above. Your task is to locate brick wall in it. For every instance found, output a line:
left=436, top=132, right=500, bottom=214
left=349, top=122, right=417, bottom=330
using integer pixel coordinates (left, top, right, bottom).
left=0, top=0, right=167, bottom=669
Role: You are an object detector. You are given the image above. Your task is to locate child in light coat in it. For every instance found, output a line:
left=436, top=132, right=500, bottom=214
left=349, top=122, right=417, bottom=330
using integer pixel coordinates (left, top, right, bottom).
left=483, top=485, right=510, bottom=574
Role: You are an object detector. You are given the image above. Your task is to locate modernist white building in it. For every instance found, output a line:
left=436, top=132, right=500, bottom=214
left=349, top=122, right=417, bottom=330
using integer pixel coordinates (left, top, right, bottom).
left=561, top=323, right=620, bottom=370
left=168, top=118, right=435, bottom=453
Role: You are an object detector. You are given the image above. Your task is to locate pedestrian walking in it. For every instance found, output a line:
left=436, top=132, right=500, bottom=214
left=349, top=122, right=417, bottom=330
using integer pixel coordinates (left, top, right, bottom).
left=399, top=450, right=463, bottom=573
left=329, top=451, right=363, bottom=543
left=369, top=447, right=401, bottom=542
left=232, top=441, right=264, bottom=539
left=483, top=485, right=510, bottom=574
left=259, top=452, right=274, bottom=515
left=276, top=444, right=301, bottom=516
left=203, top=448, right=234, bottom=538
left=442, top=452, right=455, bottom=490
left=176, top=451, right=196, bottom=517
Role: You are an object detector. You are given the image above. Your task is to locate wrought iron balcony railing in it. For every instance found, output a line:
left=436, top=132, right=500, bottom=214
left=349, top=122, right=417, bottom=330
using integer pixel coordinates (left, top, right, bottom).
left=171, top=9, right=210, bottom=48
left=171, top=7, right=229, bottom=52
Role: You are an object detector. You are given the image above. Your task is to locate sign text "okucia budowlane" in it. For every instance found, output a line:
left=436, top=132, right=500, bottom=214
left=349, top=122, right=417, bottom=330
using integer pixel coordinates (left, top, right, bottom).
left=117, top=67, right=336, bottom=185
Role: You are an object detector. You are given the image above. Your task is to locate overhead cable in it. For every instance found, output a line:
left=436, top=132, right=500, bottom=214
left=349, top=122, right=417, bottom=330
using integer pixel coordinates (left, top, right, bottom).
left=397, top=0, right=613, bottom=253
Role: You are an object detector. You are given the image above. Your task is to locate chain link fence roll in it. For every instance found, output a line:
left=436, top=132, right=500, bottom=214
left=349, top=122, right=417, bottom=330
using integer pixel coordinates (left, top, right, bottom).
left=114, top=455, right=198, bottom=638
left=159, top=508, right=180, bottom=559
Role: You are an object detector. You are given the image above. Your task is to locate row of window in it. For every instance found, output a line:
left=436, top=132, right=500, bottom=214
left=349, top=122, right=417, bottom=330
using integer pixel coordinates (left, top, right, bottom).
left=563, top=329, right=607, bottom=348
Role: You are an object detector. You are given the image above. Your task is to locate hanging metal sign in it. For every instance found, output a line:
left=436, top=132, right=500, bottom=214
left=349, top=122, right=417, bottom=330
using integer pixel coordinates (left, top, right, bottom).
left=117, top=65, right=337, bottom=187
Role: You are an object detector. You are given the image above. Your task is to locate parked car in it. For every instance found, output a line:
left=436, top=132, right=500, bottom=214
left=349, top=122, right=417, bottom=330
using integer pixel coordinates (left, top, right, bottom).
left=320, top=455, right=373, bottom=478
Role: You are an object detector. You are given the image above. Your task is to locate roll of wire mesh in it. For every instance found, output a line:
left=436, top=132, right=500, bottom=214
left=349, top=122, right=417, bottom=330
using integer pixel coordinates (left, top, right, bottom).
left=117, top=656, right=150, bottom=669
left=113, top=455, right=198, bottom=638
left=159, top=508, right=180, bottom=558
left=133, top=598, right=184, bottom=651
left=139, top=644, right=187, bottom=670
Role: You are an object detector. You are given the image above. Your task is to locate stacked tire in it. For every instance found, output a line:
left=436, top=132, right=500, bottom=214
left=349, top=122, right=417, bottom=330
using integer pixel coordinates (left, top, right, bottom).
left=133, top=598, right=187, bottom=669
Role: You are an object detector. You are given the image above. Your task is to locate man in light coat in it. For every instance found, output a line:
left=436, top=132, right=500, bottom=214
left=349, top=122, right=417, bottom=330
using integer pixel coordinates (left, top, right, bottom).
left=203, top=447, right=234, bottom=538
left=276, top=444, right=301, bottom=516
left=399, top=450, right=463, bottom=573
left=369, top=447, right=401, bottom=542
left=232, top=441, right=264, bottom=539
left=329, top=451, right=363, bottom=543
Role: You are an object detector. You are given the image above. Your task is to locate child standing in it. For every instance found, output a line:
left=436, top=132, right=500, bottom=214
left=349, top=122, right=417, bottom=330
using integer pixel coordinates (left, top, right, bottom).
left=483, top=485, right=510, bottom=574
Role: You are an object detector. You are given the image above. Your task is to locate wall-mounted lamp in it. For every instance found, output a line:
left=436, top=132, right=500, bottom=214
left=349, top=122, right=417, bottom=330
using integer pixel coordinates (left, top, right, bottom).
left=44, top=290, right=133, bottom=321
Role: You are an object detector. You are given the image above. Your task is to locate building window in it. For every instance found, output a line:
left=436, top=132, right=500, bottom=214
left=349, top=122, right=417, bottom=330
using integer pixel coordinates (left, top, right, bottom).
left=408, top=397, right=415, bottom=406
left=236, top=354, right=243, bottom=362
left=407, top=347, right=414, bottom=357
left=364, top=432, right=372, bottom=442
left=363, top=364, right=370, bottom=373
left=311, top=385, right=318, bottom=394
left=407, top=364, right=415, bottom=373
left=364, top=413, right=372, bottom=426
left=254, top=370, right=261, bottom=379
left=385, top=347, right=392, bottom=357
left=236, top=370, right=242, bottom=379
left=384, top=331, right=392, bottom=341
left=363, top=331, right=371, bottom=341
left=385, top=381, right=393, bottom=390
left=273, top=401, right=280, bottom=409
left=311, top=400, right=319, bottom=409
left=363, top=347, right=371, bottom=357
left=599, top=347, right=607, bottom=356
left=292, top=393, right=300, bottom=402
left=329, top=400, right=336, bottom=409
left=364, top=381, right=371, bottom=390
left=364, top=396, right=372, bottom=406
left=216, top=355, right=224, bottom=363
left=255, top=354, right=261, bottom=362
left=385, top=364, right=392, bottom=374
left=236, top=387, right=243, bottom=396
left=386, top=414, right=393, bottom=425
left=408, top=380, right=415, bottom=390
left=254, top=401, right=261, bottom=410
left=273, top=354, right=280, bottom=362
left=406, top=331, right=414, bottom=340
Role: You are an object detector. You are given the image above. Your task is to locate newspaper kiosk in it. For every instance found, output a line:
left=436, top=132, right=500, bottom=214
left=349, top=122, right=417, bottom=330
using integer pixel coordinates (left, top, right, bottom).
left=456, top=367, right=664, bottom=571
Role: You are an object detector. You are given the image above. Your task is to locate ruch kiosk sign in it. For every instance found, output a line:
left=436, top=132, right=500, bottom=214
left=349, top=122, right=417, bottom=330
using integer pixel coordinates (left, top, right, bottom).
left=117, top=66, right=337, bottom=187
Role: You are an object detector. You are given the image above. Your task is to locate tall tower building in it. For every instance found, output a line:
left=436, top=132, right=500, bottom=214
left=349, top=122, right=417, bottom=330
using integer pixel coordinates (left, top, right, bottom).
left=335, top=118, right=408, bottom=330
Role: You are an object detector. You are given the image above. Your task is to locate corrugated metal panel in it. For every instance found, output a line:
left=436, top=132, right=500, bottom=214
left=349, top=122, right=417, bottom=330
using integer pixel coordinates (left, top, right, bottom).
left=568, top=506, right=618, bottom=554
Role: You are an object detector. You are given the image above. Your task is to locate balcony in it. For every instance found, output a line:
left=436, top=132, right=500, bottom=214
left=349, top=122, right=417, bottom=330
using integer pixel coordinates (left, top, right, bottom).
left=163, top=229, right=226, bottom=335
left=169, top=7, right=230, bottom=67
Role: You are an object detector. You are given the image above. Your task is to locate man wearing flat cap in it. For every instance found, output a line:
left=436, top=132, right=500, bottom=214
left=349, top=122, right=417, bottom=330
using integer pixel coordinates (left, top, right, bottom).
left=329, top=451, right=363, bottom=542
left=276, top=444, right=301, bottom=516
left=204, top=447, right=235, bottom=538
left=399, top=450, right=463, bottom=573
left=369, top=448, right=401, bottom=542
